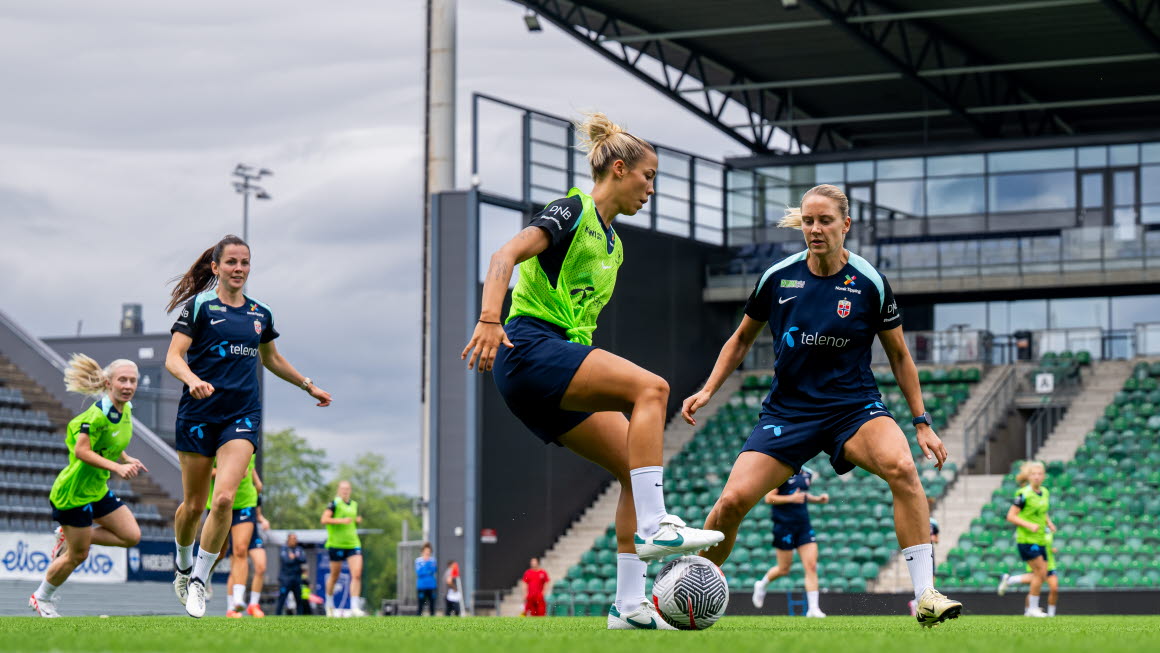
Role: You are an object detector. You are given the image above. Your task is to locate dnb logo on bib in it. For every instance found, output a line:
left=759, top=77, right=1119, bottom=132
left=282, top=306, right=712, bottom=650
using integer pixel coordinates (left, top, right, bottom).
left=254, top=320, right=262, bottom=334
left=837, top=299, right=851, bottom=318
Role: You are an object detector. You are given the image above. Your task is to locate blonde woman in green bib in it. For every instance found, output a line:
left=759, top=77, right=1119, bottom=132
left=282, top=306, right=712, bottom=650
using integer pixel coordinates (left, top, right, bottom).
left=461, top=112, right=723, bottom=630
left=321, top=480, right=363, bottom=617
left=30, top=355, right=146, bottom=617
left=1006, top=460, right=1055, bottom=617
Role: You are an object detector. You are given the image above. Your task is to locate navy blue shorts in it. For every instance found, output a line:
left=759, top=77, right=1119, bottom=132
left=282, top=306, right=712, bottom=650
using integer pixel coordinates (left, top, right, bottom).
left=492, top=316, right=596, bottom=445
left=175, top=413, right=260, bottom=456
left=742, top=403, right=895, bottom=474
left=327, top=547, right=362, bottom=562
left=1018, top=543, right=1047, bottom=562
left=51, top=490, right=124, bottom=528
left=772, top=524, right=816, bottom=550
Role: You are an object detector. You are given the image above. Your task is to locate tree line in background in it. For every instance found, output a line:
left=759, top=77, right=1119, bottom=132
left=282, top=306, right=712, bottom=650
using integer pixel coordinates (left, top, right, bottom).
left=262, top=428, right=420, bottom=607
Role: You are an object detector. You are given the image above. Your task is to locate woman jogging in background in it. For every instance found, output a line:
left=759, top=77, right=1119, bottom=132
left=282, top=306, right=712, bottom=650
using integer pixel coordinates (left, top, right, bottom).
left=30, top=355, right=146, bottom=617
left=751, top=467, right=829, bottom=617
left=1003, top=461, right=1056, bottom=617
left=682, top=184, right=962, bottom=628
left=998, top=529, right=1060, bottom=617
left=322, top=480, right=364, bottom=617
left=165, top=234, right=332, bottom=618
left=461, top=112, right=723, bottom=631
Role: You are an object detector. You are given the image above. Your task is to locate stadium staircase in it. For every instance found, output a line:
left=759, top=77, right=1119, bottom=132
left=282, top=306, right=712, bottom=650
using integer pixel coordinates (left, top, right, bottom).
left=495, top=373, right=743, bottom=617
left=532, top=365, right=987, bottom=616
left=938, top=358, right=1160, bottom=591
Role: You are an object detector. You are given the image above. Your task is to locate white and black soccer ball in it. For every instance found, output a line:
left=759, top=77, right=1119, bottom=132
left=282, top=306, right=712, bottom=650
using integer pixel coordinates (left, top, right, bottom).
left=651, top=555, right=729, bottom=630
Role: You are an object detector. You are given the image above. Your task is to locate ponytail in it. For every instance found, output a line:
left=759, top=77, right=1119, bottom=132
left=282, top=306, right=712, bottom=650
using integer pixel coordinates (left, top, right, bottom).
left=779, top=184, right=851, bottom=230
left=64, top=354, right=137, bottom=397
left=166, top=234, right=248, bottom=312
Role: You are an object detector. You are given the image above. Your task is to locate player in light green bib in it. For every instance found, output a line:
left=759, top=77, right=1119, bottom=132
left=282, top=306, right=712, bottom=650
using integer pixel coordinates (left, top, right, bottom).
left=204, top=454, right=268, bottom=616
left=30, top=355, right=148, bottom=617
left=1005, top=461, right=1056, bottom=617
left=321, top=479, right=364, bottom=616
left=461, top=112, right=724, bottom=631
left=998, top=528, right=1060, bottom=616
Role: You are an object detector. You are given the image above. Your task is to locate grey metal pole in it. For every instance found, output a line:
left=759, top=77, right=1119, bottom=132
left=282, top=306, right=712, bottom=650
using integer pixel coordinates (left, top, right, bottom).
left=243, top=185, right=250, bottom=243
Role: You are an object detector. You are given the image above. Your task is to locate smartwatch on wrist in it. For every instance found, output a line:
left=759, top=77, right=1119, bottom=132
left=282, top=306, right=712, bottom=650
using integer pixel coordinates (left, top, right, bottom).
left=912, top=412, right=932, bottom=427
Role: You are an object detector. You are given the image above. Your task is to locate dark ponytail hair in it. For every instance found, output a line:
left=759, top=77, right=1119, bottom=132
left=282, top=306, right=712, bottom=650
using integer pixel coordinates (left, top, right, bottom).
left=166, top=235, right=249, bottom=313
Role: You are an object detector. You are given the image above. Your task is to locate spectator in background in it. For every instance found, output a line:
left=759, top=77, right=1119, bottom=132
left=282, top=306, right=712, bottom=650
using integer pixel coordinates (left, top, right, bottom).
left=276, top=533, right=308, bottom=616
left=522, top=557, right=549, bottom=617
left=444, top=560, right=461, bottom=616
left=415, top=542, right=438, bottom=616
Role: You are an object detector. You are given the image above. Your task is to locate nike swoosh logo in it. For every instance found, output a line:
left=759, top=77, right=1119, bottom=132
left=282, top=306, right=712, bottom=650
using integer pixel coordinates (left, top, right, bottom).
left=779, top=296, right=796, bottom=304
left=870, top=410, right=887, bottom=415
left=625, top=616, right=657, bottom=629
left=654, top=483, right=663, bottom=487
left=236, top=429, right=251, bottom=433
left=601, top=263, right=612, bottom=269
left=210, top=318, right=226, bottom=325
left=905, top=556, right=914, bottom=561
left=652, top=534, right=685, bottom=547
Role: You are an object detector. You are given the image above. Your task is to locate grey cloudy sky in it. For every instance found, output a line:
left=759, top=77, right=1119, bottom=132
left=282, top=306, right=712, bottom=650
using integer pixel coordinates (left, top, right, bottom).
left=0, top=1, right=740, bottom=494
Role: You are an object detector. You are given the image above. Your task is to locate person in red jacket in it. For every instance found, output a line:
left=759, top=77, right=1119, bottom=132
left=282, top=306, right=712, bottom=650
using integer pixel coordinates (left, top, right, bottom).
left=521, top=557, right=550, bottom=617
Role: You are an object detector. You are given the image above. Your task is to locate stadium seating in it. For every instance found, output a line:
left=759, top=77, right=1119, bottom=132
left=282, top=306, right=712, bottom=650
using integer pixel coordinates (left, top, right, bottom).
left=546, top=367, right=979, bottom=614
left=938, top=360, right=1160, bottom=591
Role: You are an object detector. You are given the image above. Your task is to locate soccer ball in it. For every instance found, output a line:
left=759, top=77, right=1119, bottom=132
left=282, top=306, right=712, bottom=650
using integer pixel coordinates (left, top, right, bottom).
left=651, top=555, right=729, bottom=630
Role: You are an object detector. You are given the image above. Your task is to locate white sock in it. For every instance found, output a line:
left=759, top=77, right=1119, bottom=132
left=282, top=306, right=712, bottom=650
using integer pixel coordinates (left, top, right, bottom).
left=1047, top=604, right=1056, bottom=617
left=175, top=540, right=194, bottom=571
left=629, top=467, right=668, bottom=538
left=807, top=590, right=819, bottom=612
left=614, top=553, right=647, bottom=613
left=35, top=580, right=59, bottom=601
left=225, top=591, right=233, bottom=611
left=232, top=584, right=246, bottom=608
left=250, top=590, right=260, bottom=607
left=192, top=547, right=218, bottom=583
left=1007, top=573, right=1026, bottom=586
left=325, top=594, right=334, bottom=609
left=1028, top=594, right=1040, bottom=610
left=901, top=543, right=934, bottom=600
left=352, top=595, right=362, bottom=610
left=755, top=577, right=767, bottom=589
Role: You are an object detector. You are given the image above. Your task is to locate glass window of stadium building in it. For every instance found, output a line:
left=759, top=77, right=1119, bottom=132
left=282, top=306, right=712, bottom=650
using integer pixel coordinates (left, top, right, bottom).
left=718, top=139, right=1160, bottom=361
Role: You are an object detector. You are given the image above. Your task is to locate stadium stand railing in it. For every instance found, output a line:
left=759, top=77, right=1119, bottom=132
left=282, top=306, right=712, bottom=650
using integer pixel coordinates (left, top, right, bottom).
left=938, top=359, right=1160, bottom=592
left=544, top=366, right=982, bottom=616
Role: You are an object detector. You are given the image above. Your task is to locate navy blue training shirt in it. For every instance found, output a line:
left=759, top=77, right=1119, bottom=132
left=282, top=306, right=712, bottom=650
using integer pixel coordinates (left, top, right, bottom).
left=745, top=250, right=900, bottom=418
left=771, top=468, right=814, bottom=529
left=171, top=289, right=278, bottom=422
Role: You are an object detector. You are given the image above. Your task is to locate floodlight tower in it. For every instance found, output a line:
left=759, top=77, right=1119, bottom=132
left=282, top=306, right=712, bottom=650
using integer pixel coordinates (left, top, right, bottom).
left=232, top=163, right=273, bottom=243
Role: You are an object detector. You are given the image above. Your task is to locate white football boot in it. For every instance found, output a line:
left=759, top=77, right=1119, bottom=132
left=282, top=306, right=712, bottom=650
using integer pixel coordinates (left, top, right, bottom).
left=607, top=601, right=677, bottom=630
left=997, top=573, right=1010, bottom=596
left=806, top=608, right=827, bottom=618
left=185, top=578, right=207, bottom=618
left=633, top=515, right=724, bottom=562
left=751, top=579, right=768, bottom=609
left=1025, top=606, right=1048, bottom=618
left=173, top=567, right=191, bottom=606
left=915, top=587, right=962, bottom=627
left=29, top=594, right=61, bottom=618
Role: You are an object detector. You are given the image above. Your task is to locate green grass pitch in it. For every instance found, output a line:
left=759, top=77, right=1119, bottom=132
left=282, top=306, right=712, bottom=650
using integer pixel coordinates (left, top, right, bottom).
left=2, top=616, right=1157, bottom=653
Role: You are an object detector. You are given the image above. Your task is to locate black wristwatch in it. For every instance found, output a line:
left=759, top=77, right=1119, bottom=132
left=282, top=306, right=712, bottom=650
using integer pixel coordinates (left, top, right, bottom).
left=912, top=412, right=932, bottom=427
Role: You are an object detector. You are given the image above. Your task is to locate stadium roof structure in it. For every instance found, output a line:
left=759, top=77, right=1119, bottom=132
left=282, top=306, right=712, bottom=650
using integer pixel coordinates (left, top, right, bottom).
left=516, top=0, right=1160, bottom=155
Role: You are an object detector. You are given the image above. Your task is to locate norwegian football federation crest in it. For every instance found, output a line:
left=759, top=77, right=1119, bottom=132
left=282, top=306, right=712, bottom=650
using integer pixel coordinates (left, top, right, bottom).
left=254, top=320, right=262, bottom=334
left=837, top=299, right=852, bottom=318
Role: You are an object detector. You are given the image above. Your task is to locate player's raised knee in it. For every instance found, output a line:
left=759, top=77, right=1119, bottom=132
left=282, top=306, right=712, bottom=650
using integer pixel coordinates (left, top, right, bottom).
left=635, top=373, right=669, bottom=405
left=713, top=491, right=750, bottom=525
left=881, top=454, right=919, bottom=486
